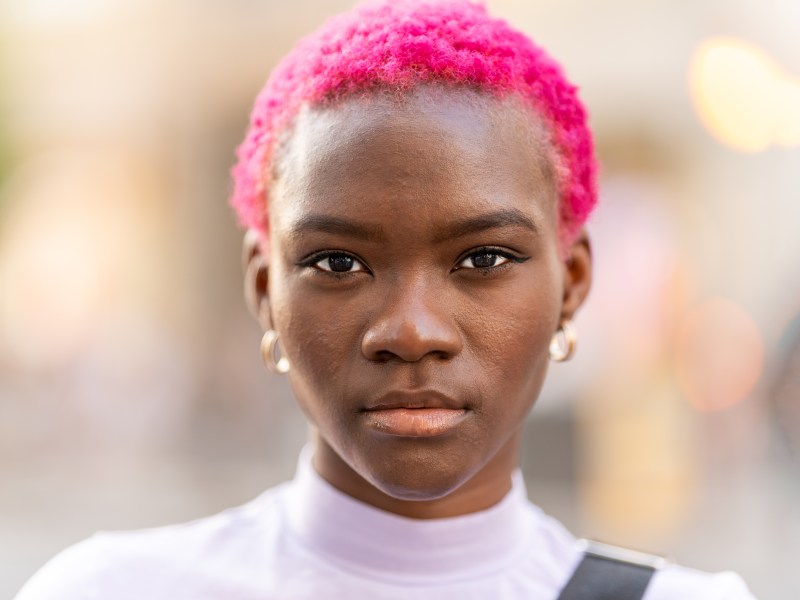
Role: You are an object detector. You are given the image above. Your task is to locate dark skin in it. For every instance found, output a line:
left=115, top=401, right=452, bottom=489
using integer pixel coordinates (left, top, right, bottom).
left=244, top=86, right=592, bottom=519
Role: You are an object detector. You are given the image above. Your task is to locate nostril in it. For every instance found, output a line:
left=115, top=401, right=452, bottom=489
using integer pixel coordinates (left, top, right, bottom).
left=361, top=313, right=462, bottom=363
left=370, top=348, right=452, bottom=364
left=372, top=350, right=396, bottom=363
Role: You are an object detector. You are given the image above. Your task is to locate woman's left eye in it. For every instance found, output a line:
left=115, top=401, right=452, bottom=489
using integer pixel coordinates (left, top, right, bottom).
left=457, top=250, right=515, bottom=270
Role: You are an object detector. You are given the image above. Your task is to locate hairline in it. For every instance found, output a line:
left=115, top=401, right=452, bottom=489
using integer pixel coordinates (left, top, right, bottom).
left=268, top=83, right=566, bottom=213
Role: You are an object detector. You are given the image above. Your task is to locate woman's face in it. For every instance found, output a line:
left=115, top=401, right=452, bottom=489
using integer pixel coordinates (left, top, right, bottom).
left=247, top=87, right=591, bottom=517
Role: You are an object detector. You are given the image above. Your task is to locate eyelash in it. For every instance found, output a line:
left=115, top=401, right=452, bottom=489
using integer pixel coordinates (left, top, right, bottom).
left=455, top=247, right=530, bottom=271
left=298, top=247, right=530, bottom=277
left=298, top=251, right=369, bottom=278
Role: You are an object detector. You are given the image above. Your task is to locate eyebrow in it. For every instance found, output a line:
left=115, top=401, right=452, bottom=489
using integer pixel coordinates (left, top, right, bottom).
left=434, top=208, right=538, bottom=243
left=287, top=207, right=537, bottom=243
left=288, top=214, right=385, bottom=242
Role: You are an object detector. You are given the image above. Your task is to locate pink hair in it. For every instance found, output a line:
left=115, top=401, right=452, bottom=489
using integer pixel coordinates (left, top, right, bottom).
left=230, top=0, right=597, bottom=248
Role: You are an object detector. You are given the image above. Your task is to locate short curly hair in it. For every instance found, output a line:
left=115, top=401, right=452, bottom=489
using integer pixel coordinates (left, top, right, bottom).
left=230, top=0, right=597, bottom=248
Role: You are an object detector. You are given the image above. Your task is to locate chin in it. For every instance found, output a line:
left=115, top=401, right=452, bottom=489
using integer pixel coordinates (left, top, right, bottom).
left=357, top=440, right=478, bottom=501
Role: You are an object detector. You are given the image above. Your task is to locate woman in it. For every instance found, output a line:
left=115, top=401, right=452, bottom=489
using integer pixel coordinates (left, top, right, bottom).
left=17, top=1, right=757, bottom=598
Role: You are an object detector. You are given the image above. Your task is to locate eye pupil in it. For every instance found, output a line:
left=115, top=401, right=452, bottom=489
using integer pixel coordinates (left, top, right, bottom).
left=328, top=255, right=355, bottom=272
left=472, top=253, right=497, bottom=268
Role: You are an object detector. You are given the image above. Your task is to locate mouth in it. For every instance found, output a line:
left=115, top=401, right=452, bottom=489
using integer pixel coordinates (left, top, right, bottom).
left=361, top=391, right=469, bottom=438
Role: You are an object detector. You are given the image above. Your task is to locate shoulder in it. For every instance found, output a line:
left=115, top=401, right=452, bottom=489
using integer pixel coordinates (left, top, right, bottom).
left=646, top=564, right=758, bottom=600
left=545, top=536, right=758, bottom=600
left=516, top=503, right=585, bottom=588
left=14, top=536, right=106, bottom=600
left=14, top=483, right=289, bottom=600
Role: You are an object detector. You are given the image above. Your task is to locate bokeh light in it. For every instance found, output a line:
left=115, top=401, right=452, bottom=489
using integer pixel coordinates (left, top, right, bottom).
left=0, top=149, right=162, bottom=368
left=673, top=297, right=765, bottom=412
left=689, top=37, right=800, bottom=152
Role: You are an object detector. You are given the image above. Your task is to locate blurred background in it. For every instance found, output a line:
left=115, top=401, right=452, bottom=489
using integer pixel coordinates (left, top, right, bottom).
left=1, top=0, right=798, bottom=597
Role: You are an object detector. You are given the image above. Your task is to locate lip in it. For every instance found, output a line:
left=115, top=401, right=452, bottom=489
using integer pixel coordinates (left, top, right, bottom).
left=361, top=391, right=469, bottom=437
left=364, top=390, right=466, bottom=411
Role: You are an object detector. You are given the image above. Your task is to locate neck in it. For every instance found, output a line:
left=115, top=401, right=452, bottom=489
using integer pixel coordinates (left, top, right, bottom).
left=311, top=430, right=522, bottom=519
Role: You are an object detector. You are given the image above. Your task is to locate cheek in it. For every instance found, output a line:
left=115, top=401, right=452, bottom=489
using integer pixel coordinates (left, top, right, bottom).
left=269, top=275, right=363, bottom=421
left=462, top=276, right=561, bottom=417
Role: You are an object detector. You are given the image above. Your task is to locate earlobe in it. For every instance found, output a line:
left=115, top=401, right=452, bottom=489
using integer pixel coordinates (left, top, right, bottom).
left=242, top=230, right=272, bottom=330
left=559, top=229, right=593, bottom=322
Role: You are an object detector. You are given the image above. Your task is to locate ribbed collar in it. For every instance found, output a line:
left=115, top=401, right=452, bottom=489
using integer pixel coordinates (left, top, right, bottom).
left=284, top=446, right=533, bottom=584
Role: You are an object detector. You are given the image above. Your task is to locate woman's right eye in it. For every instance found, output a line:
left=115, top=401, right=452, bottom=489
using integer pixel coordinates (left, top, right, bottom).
left=311, top=253, right=366, bottom=273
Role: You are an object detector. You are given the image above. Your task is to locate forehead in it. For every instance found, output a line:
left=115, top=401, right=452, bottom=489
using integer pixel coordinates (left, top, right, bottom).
left=269, top=86, right=559, bottom=232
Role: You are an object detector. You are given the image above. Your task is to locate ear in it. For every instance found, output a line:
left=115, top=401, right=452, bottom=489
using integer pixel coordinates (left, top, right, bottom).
left=242, top=229, right=272, bottom=330
left=559, top=228, right=593, bottom=322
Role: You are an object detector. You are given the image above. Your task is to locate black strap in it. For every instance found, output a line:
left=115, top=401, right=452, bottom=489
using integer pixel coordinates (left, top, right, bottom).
left=556, top=542, right=661, bottom=600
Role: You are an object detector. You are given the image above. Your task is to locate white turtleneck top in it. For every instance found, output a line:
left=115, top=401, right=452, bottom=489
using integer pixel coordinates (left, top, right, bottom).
left=16, top=449, right=757, bottom=600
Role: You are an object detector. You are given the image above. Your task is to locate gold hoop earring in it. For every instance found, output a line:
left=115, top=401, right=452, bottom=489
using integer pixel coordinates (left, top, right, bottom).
left=261, top=329, right=290, bottom=374
left=549, top=319, right=577, bottom=362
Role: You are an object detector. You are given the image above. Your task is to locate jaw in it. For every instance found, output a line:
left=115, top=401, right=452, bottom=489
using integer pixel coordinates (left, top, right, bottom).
left=309, top=423, right=524, bottom=518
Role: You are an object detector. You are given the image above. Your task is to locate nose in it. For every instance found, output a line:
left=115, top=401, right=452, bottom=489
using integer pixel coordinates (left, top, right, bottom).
left=361, top=281, right=463, bottom=363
